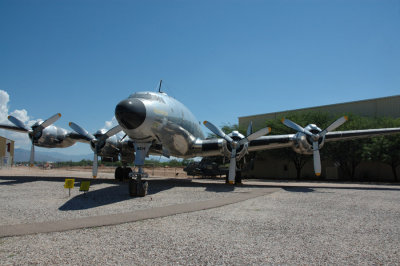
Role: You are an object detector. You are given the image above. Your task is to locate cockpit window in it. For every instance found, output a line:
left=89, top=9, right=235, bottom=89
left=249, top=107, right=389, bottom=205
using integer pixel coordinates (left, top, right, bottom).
left=129, top=92, right=165, bottom=103
left=129, top=92, right=153, bottom=100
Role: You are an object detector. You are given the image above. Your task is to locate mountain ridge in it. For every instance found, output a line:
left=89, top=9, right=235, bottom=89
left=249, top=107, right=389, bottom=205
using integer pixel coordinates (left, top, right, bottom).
left=14, top=148, right=92, bottom=162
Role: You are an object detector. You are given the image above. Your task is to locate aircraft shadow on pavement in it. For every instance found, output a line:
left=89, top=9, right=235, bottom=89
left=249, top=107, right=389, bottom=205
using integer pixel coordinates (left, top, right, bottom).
left=0, top=176, right=116, bottom=186
left=2, top=176, right=399, bottom=210
left=58, top=178, right=235, bottom=211
left=282, top=187, right=316, bottom=193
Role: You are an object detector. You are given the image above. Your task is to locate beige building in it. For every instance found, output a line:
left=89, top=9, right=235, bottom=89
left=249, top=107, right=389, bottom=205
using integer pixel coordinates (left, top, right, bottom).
left=0, top=135, right=14, bottom=168
left=239, top=95, right=400, bottom=180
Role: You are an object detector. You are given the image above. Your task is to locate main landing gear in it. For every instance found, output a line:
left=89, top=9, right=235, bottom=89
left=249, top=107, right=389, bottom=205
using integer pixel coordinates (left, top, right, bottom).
left=114, top=165, right=148, bottom=197
left=114, top=166, right=132, bottom=181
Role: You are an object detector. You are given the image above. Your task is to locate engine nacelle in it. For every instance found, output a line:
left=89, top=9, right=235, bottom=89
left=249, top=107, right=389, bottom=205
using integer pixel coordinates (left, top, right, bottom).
left=291, top=124, right=325, bottom=155
left=227, top=130, right=248, bottom=160
left=120, top=139, right=135, bottom=164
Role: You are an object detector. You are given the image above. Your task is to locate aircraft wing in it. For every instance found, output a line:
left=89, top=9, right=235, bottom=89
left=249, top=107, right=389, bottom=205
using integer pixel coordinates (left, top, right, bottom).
left=66, top=132, right=91, bottom=143
left=192, top=134, right=295, bottom=157
left=246, top=127, right=400, bottom=151
left=0, top=124, right=29, bottom=133
left=247, top=134, right=295, bottom=152
left=196, top=127, right=400, bottom=157
left=325, top=127, right=400, bottom=142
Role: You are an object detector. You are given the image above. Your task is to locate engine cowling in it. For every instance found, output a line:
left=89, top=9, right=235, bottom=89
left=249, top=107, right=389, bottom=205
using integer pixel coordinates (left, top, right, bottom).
left=291, top=124, right=325, bottom=155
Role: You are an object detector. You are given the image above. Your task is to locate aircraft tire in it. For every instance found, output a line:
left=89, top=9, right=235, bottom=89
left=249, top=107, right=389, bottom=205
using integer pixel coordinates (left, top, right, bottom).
left=115, top=167, right=123, bottom=181
left=129, top=179, right=137, bottom=197
left=137, top=181, right=148, bottom=197
left=123, top=167, right=132, bottom=180
left=235, top=171, right=242, bottom=185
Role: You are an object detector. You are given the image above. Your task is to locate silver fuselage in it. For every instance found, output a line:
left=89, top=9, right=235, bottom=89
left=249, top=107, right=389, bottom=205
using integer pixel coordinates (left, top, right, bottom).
left=115, top=91, right=211, bottom=158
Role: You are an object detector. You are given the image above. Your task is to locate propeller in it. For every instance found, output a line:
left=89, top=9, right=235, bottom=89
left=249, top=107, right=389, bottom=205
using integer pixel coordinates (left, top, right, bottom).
left=281, top=116, right=348, bottom=176
left=69, top=122, right=122, bottom=178
left=8, top=113, right=61, bottom=167
left=203, top=121, right=271, bottom=184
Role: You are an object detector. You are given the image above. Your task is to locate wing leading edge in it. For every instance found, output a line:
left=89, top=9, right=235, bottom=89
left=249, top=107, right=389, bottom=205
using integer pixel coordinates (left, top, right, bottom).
left=325, top=127, right=400, bottom=142
left=195, top=127, right=400, bottom=157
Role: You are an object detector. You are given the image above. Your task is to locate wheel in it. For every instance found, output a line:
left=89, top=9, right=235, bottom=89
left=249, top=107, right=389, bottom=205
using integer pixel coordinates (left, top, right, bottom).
left=137, top=181, right=148, bottom=197
left=123, top=167, right=132, bottom=180
left=115, top=167, right=123, bottom=181
left=129, top=179, right=137, bottom=197
left=235, top=171, right=242, bottom=185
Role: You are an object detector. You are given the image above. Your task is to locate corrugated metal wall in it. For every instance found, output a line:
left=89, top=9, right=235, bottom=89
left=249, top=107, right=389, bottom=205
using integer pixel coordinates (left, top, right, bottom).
left=239, top=95, right=400, bottom=130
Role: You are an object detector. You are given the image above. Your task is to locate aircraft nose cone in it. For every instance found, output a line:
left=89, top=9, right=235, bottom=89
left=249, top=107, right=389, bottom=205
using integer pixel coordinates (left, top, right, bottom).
left=115, top=98, right=146, bottom=130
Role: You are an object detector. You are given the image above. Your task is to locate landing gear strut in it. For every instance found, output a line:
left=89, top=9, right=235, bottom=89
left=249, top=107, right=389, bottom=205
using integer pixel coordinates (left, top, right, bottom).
left=128, top=142, right=152, bottom=197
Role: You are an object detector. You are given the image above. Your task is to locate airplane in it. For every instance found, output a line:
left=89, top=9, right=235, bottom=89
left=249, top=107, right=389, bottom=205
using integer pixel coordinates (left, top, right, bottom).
left=104, top=89, right=400, bottom=197
left=0, top=113, right=89, bottom=165
left=3, top=89, right=400, bottom=198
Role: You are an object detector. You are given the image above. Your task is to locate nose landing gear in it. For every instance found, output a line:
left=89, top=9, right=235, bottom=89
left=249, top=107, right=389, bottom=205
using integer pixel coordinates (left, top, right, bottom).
left=128, top=142, right=152, bottom=197
left=128, top=168, right=148, bottom=197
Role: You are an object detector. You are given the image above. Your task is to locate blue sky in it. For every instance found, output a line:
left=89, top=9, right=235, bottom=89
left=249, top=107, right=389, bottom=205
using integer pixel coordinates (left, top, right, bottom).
left=0, top=0, right=399, bottom=155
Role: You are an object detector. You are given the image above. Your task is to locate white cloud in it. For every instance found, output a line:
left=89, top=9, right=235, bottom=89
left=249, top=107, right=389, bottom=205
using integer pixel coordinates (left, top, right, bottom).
left=0, top=90, right=10, bottom=123
left=104, top=116, right=125, bottom=138
left=10, top=109, right=30, bottom=124
left=104, top=116, right=118, bottom=129
left=0, top=90, right=37, bottom=149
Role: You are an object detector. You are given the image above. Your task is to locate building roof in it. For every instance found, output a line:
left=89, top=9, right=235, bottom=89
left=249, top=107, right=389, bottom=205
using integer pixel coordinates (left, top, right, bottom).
left=0, top=135, right=15, bottom=142
left=239, top=95, right=400, bottom=129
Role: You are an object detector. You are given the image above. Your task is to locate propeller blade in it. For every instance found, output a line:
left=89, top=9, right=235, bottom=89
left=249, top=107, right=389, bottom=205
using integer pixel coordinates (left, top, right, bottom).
left=324, top=116, right=348, bottom=133
left=8, top=115, right=29, bottom=131
left=246, top=121, right=253, bottom=136
left=0, top=124, right=29, bottom=133
left=69, top=122, right=95, bottom=141
left=93, top=152, right=98, bottom=178
left=98, top=125, right=122, bottom=143
left=104, top=125, right=122, bottom=138
left=228, top=149, right=237, bottom=184
left=312, top=141, right=321, bottom=176
left=40, top=113, right=62, bottom=129
left=240, top=127, right=271, bottom=145
left=29, top=141, right=35, bottom=167
left=203, top=121, right=233, bottom=143
left=281, top=118, right=313, bottom=136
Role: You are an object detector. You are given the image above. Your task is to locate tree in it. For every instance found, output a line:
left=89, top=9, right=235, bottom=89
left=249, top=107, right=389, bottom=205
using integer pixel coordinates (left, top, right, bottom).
left=362, top=117, right=400, bottom=182
left=323, top=114, right=376, bottom=180
left=262, top=111, right=332, bottom=179
left=206, top=123, right=241, bottom=138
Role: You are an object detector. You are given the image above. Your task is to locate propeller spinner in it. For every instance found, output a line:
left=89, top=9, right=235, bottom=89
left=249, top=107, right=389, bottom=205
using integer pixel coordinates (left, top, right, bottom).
left=281, top=116, right=348, bottom=176
left=8, top=113, right=61, bottom=167
left=203, top=121, right=271, bottom=184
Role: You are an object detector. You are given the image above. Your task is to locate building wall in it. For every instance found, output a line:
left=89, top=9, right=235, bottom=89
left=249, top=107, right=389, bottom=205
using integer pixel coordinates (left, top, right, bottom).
left=239, top=95, right=400, bottom=131
left=239, top=95, right=400, bottom=180
left=243, top=153, right=400, bottom=181
left=0, top=135, right=14, bottom=167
